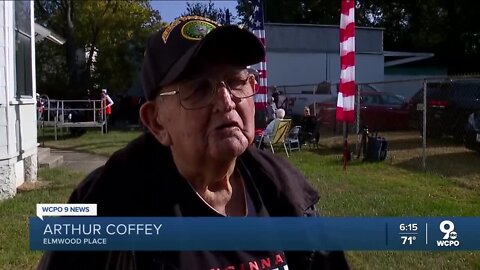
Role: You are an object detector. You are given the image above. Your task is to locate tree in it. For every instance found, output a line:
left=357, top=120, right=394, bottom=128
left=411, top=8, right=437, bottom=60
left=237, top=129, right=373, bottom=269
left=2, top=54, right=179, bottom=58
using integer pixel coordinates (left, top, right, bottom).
left=35, top=0, right=79, bottom=96
left=236, top=0, right=480, bottom=74
left=237, top=0, right=339, bottom=26
left=355, top=0, right=480, bottom=73
left=35, top=0, right=163, bottom=98
left=181, top=1, right=234, bottom=25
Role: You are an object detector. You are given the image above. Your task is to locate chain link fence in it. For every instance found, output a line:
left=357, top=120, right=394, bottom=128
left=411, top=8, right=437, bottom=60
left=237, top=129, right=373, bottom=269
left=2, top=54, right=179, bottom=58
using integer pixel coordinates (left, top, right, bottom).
left=270, top=75, right=480, bottom=171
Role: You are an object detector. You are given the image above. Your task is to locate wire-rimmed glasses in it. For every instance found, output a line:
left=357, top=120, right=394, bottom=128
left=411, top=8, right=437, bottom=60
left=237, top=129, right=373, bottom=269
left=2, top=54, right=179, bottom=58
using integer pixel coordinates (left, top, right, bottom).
left=158, top=71, right=257, bottom=110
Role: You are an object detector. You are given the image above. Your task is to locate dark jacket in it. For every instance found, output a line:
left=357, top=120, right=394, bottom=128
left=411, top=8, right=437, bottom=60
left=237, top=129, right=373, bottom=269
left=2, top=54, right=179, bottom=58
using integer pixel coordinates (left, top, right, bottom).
left=38, top=133, right=349, bottom=270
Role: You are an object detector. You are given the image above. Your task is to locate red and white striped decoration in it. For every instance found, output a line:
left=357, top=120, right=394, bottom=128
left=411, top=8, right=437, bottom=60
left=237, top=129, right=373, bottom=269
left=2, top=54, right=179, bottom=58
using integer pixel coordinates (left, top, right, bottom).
left=252, top=33, right=268, bottom=110
left=336, top=0, right=355, bottom=123
left=250, top=0, right=268, bottom=110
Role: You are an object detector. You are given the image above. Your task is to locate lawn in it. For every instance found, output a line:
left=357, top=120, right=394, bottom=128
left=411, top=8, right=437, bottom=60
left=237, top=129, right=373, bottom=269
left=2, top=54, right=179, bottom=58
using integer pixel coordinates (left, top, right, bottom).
left=290, top=151, right=480, bottom=270
left=38, top=127, right=140, bottom=156
left=1, top=128, right=479, bottom=269
left=0, top=169, right=85, bottom=270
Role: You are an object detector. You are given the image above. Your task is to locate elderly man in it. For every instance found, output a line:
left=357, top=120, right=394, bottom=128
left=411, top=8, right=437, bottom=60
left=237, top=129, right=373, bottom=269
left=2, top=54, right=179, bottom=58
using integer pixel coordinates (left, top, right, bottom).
left=264, top=108, right=286, bottom=137
left=37, top=16, right=349, bottom=270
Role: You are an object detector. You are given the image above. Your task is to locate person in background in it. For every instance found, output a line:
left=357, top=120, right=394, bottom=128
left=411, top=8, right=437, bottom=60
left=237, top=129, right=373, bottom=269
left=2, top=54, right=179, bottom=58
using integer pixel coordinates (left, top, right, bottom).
left=101, top=89, right=114, bottom=132
left=102, top=89, right=114, bottom=115
left=299, top=107, right=318, bottom=145
left=36, top=93, right=45, bottom=123
left=264, top=108, right=285, bottom=137
left=266, top=96, right=277, bottom=122
left=271, top=86, right=279, bottom=108
left=37, top=16, right=349, bottom=270
left=286, top=97, right=295, bottom=115
left=278, top=91, right=287, bottom=109
left=256, top=108, right=286, bottom=149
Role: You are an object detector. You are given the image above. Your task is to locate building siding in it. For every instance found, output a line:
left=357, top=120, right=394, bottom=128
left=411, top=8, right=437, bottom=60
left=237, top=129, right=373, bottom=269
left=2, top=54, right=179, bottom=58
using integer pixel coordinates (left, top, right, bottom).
left=0, top=0, right=38, bottom=199
left=264, top=23, right=384, bottom=90
left=19, top=104, right=37, bottom=151
left=0, top=1, right=7, bottom=156
left=265, top=23, right=383, bottom=54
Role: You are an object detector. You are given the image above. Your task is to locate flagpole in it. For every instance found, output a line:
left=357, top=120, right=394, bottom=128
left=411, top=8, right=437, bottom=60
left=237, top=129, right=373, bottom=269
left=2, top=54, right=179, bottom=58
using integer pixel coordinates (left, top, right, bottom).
left=343, top=123, right=348, bottom=170
left=337, top=0, right=355, bottom=170
left=249, top=0, right=268, bottom=130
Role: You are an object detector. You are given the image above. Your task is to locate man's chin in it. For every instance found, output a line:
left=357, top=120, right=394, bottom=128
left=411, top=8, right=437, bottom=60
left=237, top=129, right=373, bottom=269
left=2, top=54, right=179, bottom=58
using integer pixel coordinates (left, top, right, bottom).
left=209, top=137, right=249, bottom=159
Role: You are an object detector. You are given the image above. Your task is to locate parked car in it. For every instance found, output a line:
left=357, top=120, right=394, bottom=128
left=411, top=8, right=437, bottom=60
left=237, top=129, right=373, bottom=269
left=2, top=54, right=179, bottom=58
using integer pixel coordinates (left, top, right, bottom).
left=310, top=91, right=410, bottom=131
left=465, top=111, right=480, bottom=152
left=408, top=79, right=480, bottom=139
left=285, top=83, right=381, bottom=116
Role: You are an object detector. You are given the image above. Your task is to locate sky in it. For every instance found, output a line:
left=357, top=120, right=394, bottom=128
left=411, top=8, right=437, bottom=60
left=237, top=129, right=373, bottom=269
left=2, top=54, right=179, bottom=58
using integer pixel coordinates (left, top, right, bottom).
left=149, top=0, right=238, bottom=23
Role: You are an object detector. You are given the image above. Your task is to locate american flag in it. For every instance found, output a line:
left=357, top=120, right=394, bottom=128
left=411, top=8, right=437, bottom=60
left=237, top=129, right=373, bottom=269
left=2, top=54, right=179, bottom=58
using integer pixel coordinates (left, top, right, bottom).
left=249, top=0, right=268, bottom=110
left=336, top=0, right=355, bottom=123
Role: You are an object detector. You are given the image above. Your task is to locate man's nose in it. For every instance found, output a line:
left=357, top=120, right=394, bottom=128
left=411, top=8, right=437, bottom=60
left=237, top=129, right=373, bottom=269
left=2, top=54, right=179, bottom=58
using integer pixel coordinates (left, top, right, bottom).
left=213, top=83, right=237, bottom=111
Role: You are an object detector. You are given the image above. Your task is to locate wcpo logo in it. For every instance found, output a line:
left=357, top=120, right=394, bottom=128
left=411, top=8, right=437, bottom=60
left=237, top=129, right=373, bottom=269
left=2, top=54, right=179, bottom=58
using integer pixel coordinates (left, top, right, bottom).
left=436, top=220, right=459, bottom=247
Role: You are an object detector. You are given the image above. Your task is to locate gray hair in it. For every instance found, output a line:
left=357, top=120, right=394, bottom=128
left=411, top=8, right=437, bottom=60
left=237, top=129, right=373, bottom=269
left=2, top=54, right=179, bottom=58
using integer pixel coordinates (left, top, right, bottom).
left=275, top=108, right=285, bottom=119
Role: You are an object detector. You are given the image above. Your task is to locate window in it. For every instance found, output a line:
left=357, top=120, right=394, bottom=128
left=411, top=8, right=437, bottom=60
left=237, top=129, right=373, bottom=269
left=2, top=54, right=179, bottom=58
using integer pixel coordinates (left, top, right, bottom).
left=360, top=95, right=381, bottom=105
left=15, top=1, right=32, bottom=98
left=453, top=82, right=480, bottom=99
left=358, top=84, right=379, bottom=92
left=381, top=95, right=405, bottom=105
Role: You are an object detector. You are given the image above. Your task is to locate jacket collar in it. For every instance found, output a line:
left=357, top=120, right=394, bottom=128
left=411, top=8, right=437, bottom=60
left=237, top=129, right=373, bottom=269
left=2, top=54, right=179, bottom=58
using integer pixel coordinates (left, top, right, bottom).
left=99, top=133, right=319, bottom=217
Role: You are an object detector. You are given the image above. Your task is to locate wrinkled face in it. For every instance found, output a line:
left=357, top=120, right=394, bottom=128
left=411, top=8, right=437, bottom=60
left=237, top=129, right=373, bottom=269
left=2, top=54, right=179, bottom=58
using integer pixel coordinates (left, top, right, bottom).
left=154, top=63, right=256, bottom=162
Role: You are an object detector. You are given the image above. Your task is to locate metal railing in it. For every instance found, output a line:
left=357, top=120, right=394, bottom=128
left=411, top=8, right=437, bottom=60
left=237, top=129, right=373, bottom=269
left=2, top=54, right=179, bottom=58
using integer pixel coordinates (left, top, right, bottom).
left=38, top=98, right=109, bottom=140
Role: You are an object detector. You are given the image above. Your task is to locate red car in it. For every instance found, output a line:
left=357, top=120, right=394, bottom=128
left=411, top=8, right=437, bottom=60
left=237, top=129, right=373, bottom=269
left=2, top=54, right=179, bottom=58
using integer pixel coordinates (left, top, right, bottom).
left=310, top=91, right=410, bottom=131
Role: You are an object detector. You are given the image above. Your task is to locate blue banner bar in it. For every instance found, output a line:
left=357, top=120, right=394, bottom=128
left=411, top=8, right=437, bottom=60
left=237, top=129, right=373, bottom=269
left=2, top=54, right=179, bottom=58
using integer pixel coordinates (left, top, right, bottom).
left=29, top=217, right=480, bottom=251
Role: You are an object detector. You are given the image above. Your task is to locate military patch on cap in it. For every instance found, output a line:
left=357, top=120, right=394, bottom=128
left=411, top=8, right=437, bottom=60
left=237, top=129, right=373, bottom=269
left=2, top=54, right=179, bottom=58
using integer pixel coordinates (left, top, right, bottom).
left=162, top=16, right=220, bottom=43
left=181, top=20, right=216, bottom=40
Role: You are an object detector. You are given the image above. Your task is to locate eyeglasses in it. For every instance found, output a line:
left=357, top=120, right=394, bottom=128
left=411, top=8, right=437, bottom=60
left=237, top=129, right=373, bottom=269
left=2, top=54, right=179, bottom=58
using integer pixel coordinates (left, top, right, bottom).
left=158, top=71, right=257, bottom=110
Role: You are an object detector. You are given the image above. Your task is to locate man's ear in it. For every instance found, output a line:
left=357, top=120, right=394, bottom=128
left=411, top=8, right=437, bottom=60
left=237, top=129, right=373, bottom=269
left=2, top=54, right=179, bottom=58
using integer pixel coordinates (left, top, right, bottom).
left=139, top=101, right=172, bottom=146
left=249, top=75, right=257, bottom=90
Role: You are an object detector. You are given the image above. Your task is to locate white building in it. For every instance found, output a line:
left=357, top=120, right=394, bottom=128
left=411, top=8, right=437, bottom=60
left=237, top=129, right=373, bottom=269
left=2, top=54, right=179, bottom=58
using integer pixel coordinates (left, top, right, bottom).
left=265, top=23, right=384, bottom=88
left=0, top=1, right=37, bottom=199
left=264, top=23, right=436, bottom=98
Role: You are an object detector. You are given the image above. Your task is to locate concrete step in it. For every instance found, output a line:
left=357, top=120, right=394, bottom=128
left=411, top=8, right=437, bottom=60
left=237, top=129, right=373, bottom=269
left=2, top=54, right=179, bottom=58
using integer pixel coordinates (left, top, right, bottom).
left=37, top=147, right=51, bottom=161
left=39, top=155, right=64, bottom=169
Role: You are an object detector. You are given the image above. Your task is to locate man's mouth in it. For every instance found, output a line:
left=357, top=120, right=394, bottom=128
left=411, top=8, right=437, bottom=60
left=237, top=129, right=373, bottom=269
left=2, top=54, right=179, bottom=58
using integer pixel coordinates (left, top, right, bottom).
left=217, top=121, right=240, bottom=130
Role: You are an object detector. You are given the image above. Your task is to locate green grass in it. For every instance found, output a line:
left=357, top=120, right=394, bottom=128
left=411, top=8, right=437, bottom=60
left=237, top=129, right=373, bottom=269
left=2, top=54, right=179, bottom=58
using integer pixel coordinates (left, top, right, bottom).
left=1, top=129, right=479, bottom=269
left=289, top=151, right=480, bottom=216
left=288, top=151, right=480, bottom=270
left=38, top=127, right=140, bottom=156
left=0, top=169, right=85, bottom=270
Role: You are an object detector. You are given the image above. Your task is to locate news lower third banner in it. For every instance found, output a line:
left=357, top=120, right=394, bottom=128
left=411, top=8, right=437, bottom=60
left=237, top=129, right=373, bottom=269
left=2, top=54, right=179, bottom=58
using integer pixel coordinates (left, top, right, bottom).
left=30, top=217, right=480, bottom=251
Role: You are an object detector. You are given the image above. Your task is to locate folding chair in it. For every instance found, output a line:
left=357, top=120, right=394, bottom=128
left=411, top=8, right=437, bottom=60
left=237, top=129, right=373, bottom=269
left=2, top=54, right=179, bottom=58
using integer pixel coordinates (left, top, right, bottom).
left=258, top=119, right=291, bottom=157
left=285, top=125, right=301, bottom=153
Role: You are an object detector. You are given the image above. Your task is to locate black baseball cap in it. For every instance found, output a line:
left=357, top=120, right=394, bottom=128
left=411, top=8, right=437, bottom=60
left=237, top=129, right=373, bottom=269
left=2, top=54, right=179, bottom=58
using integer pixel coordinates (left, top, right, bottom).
left=141, top=16, right=266, bottom=101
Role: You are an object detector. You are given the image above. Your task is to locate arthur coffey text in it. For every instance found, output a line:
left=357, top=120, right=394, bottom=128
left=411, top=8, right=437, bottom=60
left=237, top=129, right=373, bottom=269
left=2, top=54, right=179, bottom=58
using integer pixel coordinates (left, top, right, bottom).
left=42, top=223, right=163, bottom=245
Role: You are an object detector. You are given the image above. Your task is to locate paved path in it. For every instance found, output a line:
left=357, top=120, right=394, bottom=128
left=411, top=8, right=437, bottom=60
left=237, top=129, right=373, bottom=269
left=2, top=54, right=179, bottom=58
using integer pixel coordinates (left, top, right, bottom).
left=51, top=149, right=108, bottom=174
